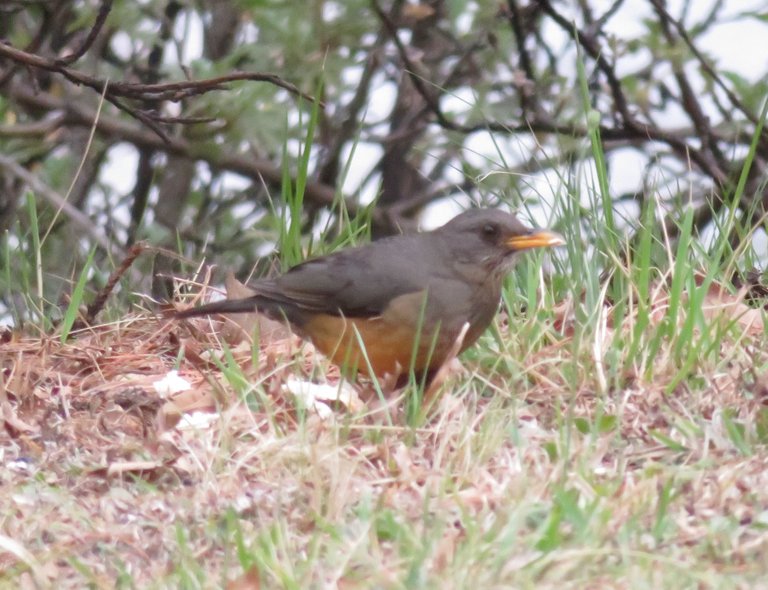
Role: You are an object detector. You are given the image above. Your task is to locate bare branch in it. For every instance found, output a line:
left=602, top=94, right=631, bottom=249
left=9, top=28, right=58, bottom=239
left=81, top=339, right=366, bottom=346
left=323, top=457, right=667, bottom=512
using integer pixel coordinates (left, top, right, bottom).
left=0, top=41, right=320, bottom=142
left=8, top=82, right=347, bottom=213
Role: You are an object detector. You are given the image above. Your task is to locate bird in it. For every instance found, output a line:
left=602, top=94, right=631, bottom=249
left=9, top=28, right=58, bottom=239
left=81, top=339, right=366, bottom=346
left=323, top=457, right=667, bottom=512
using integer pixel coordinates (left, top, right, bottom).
left=175, top=208, right=565, bottom=381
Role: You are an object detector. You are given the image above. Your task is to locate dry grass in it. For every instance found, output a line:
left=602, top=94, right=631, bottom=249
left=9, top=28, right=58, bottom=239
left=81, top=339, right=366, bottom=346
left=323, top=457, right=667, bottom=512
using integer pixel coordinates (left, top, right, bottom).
left=1, top=299, right=768, bottom=588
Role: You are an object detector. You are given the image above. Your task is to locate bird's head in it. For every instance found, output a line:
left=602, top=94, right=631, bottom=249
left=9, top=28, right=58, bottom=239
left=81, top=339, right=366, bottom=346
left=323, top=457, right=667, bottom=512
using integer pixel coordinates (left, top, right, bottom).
left=438, top=208, right=566, bottom=273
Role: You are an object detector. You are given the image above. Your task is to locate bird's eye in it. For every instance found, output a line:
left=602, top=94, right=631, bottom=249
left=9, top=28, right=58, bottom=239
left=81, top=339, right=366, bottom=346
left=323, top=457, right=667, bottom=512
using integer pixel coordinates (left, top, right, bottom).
left=482, top=223, right=498, bottom=237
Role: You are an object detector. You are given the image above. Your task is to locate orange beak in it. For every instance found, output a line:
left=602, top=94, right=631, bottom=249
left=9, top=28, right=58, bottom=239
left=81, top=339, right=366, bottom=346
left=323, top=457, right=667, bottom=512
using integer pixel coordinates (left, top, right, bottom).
left=506, top=229, right=566, bottom=251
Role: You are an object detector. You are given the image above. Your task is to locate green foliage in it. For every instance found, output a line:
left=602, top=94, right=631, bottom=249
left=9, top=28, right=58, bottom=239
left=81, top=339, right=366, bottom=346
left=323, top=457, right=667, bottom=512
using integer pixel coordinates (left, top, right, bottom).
left=59, top=246, right=96, bottom=343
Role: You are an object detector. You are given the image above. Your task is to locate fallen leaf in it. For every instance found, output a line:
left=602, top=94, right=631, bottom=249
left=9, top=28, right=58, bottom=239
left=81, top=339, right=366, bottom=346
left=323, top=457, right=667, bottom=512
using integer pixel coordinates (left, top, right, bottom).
left=2, top=402, right=37, bottom=437
left=152, top=370, right=192, bottom=397
left=282, top=378, right=363, bottom=418
left=227, top=566, right=261, bottom=590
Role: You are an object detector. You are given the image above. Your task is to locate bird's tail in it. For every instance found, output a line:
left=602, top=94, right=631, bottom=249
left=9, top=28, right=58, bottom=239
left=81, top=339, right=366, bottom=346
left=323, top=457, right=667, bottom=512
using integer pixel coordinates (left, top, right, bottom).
left=174, top=297, right=259, bottom=319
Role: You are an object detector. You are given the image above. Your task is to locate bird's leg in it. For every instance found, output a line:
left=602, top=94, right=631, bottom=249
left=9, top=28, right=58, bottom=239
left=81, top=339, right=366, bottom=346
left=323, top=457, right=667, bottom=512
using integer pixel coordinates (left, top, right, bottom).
left=380, top=362, right=403, bottom=395
left=423, top=322, right=470, bottom=405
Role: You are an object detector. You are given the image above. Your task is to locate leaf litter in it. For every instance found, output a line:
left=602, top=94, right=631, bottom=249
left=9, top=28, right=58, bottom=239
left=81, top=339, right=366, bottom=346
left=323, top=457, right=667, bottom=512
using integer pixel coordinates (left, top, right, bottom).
left=0, top=277, right=767, bottom=586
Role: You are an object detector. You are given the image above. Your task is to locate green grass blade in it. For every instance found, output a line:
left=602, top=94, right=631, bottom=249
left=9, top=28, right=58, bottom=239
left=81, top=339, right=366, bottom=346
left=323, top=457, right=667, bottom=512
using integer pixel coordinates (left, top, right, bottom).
left=59, top=245, right=96, bottom=343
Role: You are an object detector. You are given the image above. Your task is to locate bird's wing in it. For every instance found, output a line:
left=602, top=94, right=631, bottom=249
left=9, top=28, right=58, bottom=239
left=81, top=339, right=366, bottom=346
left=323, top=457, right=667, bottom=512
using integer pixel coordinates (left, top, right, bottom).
left=254, top=236, right=440, bottom=317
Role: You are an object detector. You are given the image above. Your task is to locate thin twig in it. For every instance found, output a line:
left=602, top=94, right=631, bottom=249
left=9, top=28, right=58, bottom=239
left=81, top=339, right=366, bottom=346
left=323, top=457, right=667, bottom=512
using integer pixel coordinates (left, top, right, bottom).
left=71, top=241, right=148, bottom=331
left=0, top=153, right=119, bottom=256
left=0, top=41, right=320, bottom=142
left=54, top=0, right=113, bottom=66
